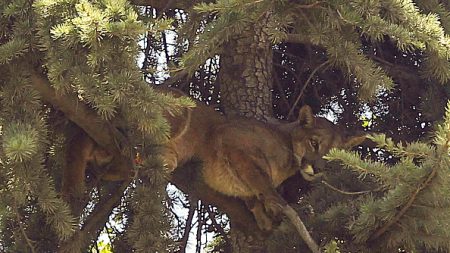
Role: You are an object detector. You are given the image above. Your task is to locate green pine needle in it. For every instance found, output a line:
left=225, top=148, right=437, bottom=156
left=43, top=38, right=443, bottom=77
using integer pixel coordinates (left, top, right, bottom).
left=0, top=38, right=28, bottom=64
left=3, top=123, right=39, bottom=163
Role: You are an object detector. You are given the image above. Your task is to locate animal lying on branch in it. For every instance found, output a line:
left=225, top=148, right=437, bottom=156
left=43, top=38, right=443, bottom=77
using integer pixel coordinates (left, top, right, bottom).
left=62, top=88, right=366, bottom=252
left=160, top=89, right=366, bottom=252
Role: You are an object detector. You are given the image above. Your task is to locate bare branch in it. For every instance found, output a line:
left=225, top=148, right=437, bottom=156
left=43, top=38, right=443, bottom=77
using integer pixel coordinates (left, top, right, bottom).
left=287, top=60, right=329, bottom=119
left=196, top=202, right=203, bottom=253
left=321, top=180, right=382, bottom=195
left=179, top=200, right=197, bottom=252
left=206, top=206, right=231, bottom=248
left=282, top=205, right=321, bottom=253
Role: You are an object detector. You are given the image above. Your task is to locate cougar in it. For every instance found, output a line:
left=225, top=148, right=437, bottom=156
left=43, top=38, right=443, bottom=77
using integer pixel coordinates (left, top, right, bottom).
left=159, top=89, right=366, bottom=234
left=62, top=87, right=365, bottom=244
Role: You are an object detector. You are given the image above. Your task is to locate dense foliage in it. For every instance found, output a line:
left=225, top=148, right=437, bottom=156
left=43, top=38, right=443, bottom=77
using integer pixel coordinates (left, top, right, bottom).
left=1, top=0, right=450, bottom=252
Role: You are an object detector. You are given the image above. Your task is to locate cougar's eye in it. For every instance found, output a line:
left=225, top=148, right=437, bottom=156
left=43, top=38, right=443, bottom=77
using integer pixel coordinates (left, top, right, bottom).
left=310, top=139, right=319, bottom=151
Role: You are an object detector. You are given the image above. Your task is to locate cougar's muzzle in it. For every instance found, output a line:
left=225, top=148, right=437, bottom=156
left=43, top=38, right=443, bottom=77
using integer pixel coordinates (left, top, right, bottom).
left=299, top=158, right=327, bottom=182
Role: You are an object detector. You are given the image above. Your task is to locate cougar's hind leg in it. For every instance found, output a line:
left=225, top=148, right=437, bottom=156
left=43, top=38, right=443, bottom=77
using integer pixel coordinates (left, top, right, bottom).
left=62, top=128, right=98, bottom=215
left=62, top=130, right=94, bottom=201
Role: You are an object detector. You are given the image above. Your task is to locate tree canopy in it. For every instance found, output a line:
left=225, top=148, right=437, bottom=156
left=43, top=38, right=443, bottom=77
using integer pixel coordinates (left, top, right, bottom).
left=1, top=0, right=450, bottom=252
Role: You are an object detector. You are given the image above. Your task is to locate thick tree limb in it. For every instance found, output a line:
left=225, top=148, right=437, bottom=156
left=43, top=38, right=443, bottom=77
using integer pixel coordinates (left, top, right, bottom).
left=29, top=70, right=130, bottom=158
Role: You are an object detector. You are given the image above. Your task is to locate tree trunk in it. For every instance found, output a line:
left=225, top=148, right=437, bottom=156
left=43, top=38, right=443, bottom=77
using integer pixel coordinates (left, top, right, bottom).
left=218, top=12, right=273, bottom=121
left=218, top=14, right=274, bottom=252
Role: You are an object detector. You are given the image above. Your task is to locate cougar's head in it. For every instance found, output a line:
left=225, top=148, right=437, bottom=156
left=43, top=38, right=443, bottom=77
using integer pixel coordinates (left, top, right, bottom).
left=290, top=105, right=367, bottom=176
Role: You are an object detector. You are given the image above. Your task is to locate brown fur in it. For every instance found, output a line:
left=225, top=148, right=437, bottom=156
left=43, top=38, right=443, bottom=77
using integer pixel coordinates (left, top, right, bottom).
left=156, top=88, right=226, bottom=171
left=61, top=126, right=132, bottom=203
left=159, top=89, right=366, bottom=231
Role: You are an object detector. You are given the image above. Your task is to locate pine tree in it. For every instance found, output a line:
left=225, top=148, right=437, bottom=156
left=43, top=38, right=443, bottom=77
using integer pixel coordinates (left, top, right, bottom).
left=0, top=0, right=189, bottom=251
left=2, top=0, right=450, bottom=252
left=320, top=113, right=450, bottom=252
left=176, top=0, right=450, bottom=252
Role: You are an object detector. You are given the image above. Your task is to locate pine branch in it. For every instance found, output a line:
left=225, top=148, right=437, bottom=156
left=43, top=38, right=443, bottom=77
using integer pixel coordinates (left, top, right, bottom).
left=417, top=0, right=450, bottom=33
left=369, top=164, right=438, bottom=241
left=58, top=179, right=132, bottom=252
left=29, top=68, right=131, bottom=159
left=14, top=200, right=37, bottom=253
left=325, top=149, right=390, bottom=184
left=0, top=38, right=28, bottom=64
left=129, top=0, right=210, bottom=9
left=368, top=134, right=432, bottom=158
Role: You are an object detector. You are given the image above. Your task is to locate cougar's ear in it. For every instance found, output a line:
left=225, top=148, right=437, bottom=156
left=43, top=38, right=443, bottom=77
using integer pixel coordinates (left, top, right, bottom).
left=342, top=133, right=368, bottom=150
left=297, top=105, right=314, bottom=127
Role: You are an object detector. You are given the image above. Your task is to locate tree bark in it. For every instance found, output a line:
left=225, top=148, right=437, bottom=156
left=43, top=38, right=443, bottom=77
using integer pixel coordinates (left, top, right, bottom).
left=217, top=13, right=274, bottom=252
left=218, top=12, right=274, bottom=121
